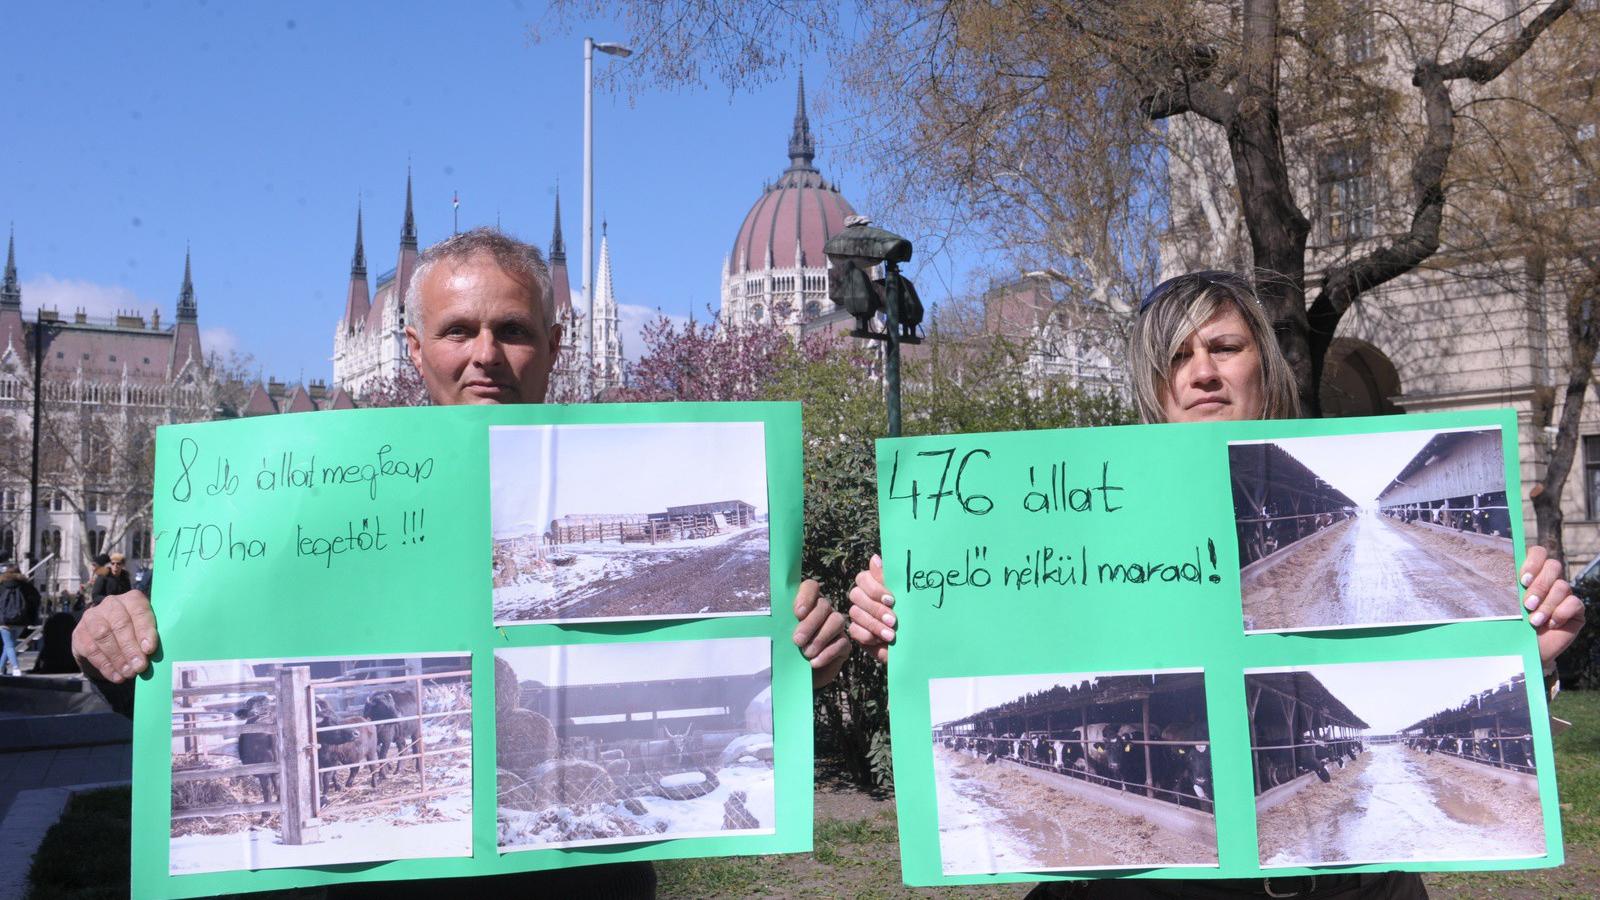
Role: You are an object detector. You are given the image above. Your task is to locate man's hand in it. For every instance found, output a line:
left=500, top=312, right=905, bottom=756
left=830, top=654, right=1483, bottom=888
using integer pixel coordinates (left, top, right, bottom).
left=793, top=580, right=849, bottom=689
left=1522, top=544, right=1585, bottom=666
left=846, top=554, right=894, bottom=665
left=72, top=590, right=158, bottom=683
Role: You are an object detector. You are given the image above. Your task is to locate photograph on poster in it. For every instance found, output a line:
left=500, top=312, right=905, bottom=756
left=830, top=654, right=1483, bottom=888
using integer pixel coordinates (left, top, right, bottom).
left=1229, top=427, right=1517, bottom=632
left=495, top=638, right=776, bottom=852
left=1246, top=656, right=1543, bottom=867
left=168, top=654, right=472, bottom=874
left=927, top=670, right=1217, bottom=875
left=490, top=422, right=771, bottom=625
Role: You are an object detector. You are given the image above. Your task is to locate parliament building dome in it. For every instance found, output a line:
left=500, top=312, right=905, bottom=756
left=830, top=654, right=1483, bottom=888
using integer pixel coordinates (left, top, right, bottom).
left=721, top=75, right=857, bottom=332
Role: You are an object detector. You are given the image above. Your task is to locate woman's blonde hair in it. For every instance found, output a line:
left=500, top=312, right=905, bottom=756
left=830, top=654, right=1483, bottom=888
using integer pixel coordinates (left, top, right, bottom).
left=1127, top=271, right=1301, bottom=423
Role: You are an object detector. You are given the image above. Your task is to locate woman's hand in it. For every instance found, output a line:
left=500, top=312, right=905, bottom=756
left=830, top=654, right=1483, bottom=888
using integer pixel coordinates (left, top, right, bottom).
left=1522, top=544, right=1585, bottom=666
left=793, top=580, right=850, bottom=689
left=847, top=554, right=895, bottom=665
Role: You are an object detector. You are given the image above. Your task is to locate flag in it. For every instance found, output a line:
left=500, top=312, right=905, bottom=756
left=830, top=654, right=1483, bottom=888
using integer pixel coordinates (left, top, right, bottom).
left=452, top=191, right=459, bottom=210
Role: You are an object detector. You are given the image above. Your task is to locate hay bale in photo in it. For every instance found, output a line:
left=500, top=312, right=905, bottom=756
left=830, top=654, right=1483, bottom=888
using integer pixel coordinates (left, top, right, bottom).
left=498, top=768, right=541, bottom=811
left=535, top=759, right=617, bottom=807
left=495, top=656, right=521, bottom=715
left=498, top=708, right=558, bottom=774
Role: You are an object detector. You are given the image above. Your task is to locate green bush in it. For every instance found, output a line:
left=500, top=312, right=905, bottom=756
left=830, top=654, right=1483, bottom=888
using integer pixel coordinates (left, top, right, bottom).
left=768, top=338, right=1134, bottom=788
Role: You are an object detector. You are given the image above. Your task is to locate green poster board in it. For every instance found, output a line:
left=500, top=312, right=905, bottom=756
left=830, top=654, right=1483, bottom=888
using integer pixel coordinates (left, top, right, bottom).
left=132, top=402, right=809, bottom=899
left=878, top=409, right=1562, bottom=886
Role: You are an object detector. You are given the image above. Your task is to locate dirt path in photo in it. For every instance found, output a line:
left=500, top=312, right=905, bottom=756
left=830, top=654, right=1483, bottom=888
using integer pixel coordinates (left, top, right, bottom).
left=561, top=526, right=770, bottom=619
left=933, top=748, right=1215, bottom=873
left=1243, top=512, right=1515, bottom=630
left=1256, top=744, right=1544, bottom=866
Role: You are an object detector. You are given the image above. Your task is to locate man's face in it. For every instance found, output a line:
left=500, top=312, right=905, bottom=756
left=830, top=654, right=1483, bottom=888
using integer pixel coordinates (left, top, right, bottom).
left=405, top=253, right=561, bottom=406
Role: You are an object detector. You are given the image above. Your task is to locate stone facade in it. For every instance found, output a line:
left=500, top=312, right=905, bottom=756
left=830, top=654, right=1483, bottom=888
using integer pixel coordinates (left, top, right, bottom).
left=0, top=232, right=214, bottom=592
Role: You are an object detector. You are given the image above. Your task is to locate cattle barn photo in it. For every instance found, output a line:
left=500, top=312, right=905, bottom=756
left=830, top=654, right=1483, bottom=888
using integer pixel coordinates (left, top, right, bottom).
left=489, top=422, right=771, bottom=625
left=495, top=638, right=776, bottom=852
left=1246, top=656, right=1545, bottom=867
left=168, top=653, right=473, bottom=874
left=1229, top=426, right=1517, bottom=633
left=927, top=669, right=1217, bottom=874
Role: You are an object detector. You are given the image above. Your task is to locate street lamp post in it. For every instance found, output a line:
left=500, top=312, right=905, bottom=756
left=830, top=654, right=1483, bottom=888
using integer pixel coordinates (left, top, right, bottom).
left=825, top=219, right=924, bottom=437
left=26, top=316, right=63, bottom=571
left=582, top=37, right=632, bottom=396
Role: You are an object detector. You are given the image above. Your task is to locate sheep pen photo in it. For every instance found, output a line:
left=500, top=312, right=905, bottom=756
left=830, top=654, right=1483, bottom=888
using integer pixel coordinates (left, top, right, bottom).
left=489, top=422, right=771, bottom=625
left=495, top=638, right=776, bottom=852
left=168, top=654, right=473, bottom=874
left=929, top=670, right=1218, bottom=874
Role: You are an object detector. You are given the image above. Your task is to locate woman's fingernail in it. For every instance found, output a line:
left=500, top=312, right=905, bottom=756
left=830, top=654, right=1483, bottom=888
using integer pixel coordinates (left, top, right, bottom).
left=871, top=554, right=882, bottom=568
left=1529, top=611, right=1547, bottom=628
left=141, top=639, right=154, bottom=653
left=1524, top=594, right=1541, bottom=611
left=883, top=594, right=896, bottom=608
left=1521, top=572, right=1534, bottom=587
left=131, top=656, right=145, bottom=669
left=884, top=613, right=897, bottom=627
left=881, top=627, right=895, bottom=642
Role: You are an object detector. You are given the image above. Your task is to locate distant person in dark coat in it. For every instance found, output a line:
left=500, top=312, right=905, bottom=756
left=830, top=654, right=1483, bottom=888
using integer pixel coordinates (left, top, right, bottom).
left=1, top=563, right=42, bottom=677
left=90, top=552, right=131, bottom=607
left=31, top=612, right=79, bottom=674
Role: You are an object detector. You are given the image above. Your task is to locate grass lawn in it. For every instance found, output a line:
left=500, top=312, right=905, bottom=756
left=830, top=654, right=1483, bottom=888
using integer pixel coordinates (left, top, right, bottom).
left=27, top=692, right=1600, bottom=899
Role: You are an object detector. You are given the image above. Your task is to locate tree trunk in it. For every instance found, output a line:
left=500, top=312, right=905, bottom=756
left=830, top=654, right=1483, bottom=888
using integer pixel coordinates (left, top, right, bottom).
left=1532, top=275, right=1600, bottom=562
left=1233, top=0, right=1315, bottom=413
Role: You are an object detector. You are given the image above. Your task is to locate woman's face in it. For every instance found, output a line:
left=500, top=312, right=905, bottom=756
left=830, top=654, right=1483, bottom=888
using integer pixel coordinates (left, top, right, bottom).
left=1158, top=305, right=1265, bottom=423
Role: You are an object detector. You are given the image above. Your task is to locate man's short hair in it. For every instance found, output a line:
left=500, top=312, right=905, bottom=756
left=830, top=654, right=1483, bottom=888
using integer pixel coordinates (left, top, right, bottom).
left=404, top=228, right=555, bottom=332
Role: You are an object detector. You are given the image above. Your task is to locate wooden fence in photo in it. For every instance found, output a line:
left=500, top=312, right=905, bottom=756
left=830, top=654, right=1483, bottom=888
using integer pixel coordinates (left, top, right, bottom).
left=170, top=664, right=471, bottom=846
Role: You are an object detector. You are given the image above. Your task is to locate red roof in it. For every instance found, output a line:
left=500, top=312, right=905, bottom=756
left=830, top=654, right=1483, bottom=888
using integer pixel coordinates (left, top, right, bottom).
left=728, top=168, right=856, bottom=277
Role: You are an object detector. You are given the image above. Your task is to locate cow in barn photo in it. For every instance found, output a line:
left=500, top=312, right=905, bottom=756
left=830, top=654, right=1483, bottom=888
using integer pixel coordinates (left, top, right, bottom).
left=1107, top=724, right=1149, bottom=791
left=1255, top=726, right=1330, bottom=786
left=1155, top=722, right=1212, bottom=802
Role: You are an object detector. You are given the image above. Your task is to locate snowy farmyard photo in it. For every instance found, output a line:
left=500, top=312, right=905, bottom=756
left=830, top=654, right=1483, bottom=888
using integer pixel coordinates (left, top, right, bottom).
left=1247, top=656, right=1544, bottom=867
left=1230, top=427, right=1517, bottom=632
left=490, top=422, right=771, bottom=625
left=928, top=670, right=1217, bottom=875
left=495, top=638, right=775, bottom=852
left=168, top=654, right=473, bottom=874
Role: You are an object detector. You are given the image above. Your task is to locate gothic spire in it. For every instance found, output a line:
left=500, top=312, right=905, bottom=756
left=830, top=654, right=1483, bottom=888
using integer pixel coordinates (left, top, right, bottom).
left=787, top=70, right=815, bottom=171
left=177, top=245, right=197, bottom=321
left=549, top=188, right=566, bottom=262
left=351, top=201, right=367, bottom=275
left=400, top=166, right=418, bottom=248
left=1, top=225, right=19, bottom=308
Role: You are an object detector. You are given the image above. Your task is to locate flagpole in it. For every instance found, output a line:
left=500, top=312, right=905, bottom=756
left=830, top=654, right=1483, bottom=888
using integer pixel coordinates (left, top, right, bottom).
left=453, top=190, right=459, bottom=235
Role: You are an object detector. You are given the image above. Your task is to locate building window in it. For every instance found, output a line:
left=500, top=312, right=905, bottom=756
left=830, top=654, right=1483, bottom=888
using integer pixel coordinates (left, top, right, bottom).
left=1586, top=435, right=1600, bottom=519
left=749, top=304, right=765, bottom=322
left=1343, top=6, right=1377, bottom=65
left=1576, top=121, right=1597, bottom=208
left=131, top=529, right=152, bottom=559
left=40, top=528, right=61, bottom=560
left=0, top=529, right=12, bottom=562
left=89, top=528, right=107, bottom=556
left=1319, top=143, right=1375, bottom=241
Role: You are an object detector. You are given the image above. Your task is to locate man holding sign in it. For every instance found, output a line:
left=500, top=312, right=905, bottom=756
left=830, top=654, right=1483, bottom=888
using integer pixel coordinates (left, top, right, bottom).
left=73, top=228, right=850, bottom=896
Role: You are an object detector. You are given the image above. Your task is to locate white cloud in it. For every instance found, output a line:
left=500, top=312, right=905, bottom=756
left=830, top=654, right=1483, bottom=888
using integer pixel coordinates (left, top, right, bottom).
left=201, top=327, right=241, bottom=358
left=20, top=274, right=148, bottom=319
left=616, top=303, right=692, bottom=362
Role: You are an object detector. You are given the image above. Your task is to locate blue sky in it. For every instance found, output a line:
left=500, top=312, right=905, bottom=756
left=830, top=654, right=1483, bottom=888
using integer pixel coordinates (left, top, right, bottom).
left=1, top=1, right=945, bottom=384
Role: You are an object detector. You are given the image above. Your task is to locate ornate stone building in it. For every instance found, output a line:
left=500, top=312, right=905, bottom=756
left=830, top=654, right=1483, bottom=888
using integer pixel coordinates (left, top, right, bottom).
left=590, top=223, right=624, bottom=394
left=331, top=174, right=419, bottom=398
left=0, top=230, right=214, bottom=592
left=721, top=75, right=858, bottom=336
left=332, top=175, right=589, bottom=401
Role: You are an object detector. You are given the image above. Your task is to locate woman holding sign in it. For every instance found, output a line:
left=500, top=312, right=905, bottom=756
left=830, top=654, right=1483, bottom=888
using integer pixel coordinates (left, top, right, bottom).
left=847, top=270, right=1584, bottom=899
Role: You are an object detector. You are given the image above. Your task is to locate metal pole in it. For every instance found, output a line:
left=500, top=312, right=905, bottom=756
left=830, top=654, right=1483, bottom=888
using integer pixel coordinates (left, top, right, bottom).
left=582, top=37, right=595, bottom=394
left=884, top=264, right=903, bottom=438
left=27, top=320, right=46, bottom=568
